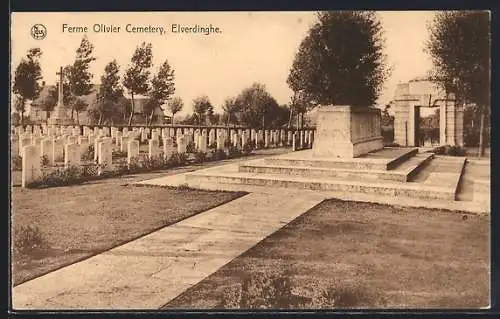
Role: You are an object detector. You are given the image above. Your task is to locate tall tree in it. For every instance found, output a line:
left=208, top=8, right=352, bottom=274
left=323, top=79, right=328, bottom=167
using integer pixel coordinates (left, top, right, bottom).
left=94, top=60, right=124, bottom=125
left=146, top=59, right=175, bottom=126
left=287, top=11, right=390, bottom=108
left=12, top=48, right=43, bottom=125
left=222, top=97, right=239, bottom=126
left=167, top=96, right=183, bottom=124
left=67, top=35, right=96, bottom=122
left=235, top=83, right=279, bottom=128
left=123, top=42, right=153, bottom=126
left=426, top=11, right=490, bottom=156
left=192, top=95, right=213, bottom=125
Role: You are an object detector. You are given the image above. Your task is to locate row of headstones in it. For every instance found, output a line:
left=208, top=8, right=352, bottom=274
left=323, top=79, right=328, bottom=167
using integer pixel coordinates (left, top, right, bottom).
left=20, top=136, right=116, bottom=188
left=14, top=125, right=315, bottom=148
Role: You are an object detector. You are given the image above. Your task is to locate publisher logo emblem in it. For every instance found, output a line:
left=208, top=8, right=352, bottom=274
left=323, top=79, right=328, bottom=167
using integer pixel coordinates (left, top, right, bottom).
left=31, top=24, right=47, bottom=40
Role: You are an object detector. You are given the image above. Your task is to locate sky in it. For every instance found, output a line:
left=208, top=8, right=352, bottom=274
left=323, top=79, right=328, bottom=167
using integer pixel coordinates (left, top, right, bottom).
left=11, top=11, right=435, bottom=116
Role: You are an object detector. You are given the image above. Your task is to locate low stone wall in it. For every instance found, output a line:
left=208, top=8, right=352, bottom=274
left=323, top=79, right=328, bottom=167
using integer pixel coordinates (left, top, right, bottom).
left=312, top=105, right=383, bottom=158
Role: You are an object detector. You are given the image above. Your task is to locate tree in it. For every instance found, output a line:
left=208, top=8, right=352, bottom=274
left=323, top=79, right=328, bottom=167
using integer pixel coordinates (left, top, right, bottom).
left=222, top=97, right=239, bottom=126
left=167, top=96, right=183, bottom=124
left=287, top=11, right=390, bottom=108
left=234, top=83, right=279, bottom=128
left=39, top=86, right=58, bottom=123
left=93, top=60, right=124, bottom=124
left=192, top=95, right=214, bottom=125
left=123, top=42, right=153, bottom=126
left=67, top=36, right=96, bottom=122
left=381, top=103, right=394, bottom=127
left=146, top=59, right=175, bottom=126
left=426, top=11, right=490, bottom=156
left=12, top=48, right=43, bottom=125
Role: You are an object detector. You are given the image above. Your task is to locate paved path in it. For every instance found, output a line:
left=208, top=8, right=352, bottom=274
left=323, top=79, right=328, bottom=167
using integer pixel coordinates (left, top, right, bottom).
left=12, top=192, right=325, bottom=310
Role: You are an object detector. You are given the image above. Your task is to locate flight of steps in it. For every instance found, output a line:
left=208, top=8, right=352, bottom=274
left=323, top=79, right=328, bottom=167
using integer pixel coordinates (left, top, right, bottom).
left=185, top=148, right=467, bottom=201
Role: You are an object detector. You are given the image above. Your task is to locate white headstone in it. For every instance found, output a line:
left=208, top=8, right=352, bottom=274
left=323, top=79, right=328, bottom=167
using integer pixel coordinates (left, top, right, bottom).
left=21, top=145, right=41, bottom=188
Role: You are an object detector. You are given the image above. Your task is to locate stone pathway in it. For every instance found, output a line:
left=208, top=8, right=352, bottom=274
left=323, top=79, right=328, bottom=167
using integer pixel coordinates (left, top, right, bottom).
left=12, top=192, right=325, bottom=310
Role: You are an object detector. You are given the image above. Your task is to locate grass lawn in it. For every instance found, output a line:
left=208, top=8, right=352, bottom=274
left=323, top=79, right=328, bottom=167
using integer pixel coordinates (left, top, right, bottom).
left=164, top=199, right=490, bottom=309
left=11, top=173, right=246, bottom=286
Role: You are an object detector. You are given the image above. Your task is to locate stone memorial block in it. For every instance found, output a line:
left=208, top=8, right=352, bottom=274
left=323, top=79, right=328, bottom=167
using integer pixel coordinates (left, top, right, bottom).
left=287, top=131, right=293, bottom=146
left=21, top=145, right=41, bottom=188
left=64, top=143, right=80, bottom=167
left=312, top=105, right=383, bottom=158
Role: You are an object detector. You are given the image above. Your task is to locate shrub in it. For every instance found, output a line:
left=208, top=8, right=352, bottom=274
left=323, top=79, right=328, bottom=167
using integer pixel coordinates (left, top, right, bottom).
left=444, top=145, right=466, bottom=156
left=167, top=152, right=188, bottom=167
left=242, top=142, right=254, bottom=155
left=40, top=155, right=49, bottom=167
left=226, top=145, right=242, bottom=158
left=112, top=150, right=127, bottom=159
left=139, top=154, right=166, bottom=171
left=194, top=151, right=207, bottom=164
left=81, top=145, right=95, bottom=162
left=11, top=155, right=22, bottom=171
left=14, top=225, right=48, bottom=254
left=208, top=142, right=217, bottom=149
left=27, top=165, right=85, bottom=188
left=186, top=141, right=195, bottom=154
left=211, top=149, right=227, bottom=161
left=127, top=156, right=142, bottom=173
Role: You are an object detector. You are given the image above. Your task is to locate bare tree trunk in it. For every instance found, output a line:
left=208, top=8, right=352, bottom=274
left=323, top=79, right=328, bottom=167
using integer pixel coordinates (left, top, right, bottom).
left=171, top=113, right=175, bottom=124
left=478, top=108, right=485, bottom=157
left=128, top=93, right=135, bottom=126
left=288, top=107, right=294, bottom=129
left=149, top=109, right=155, bottom=127
left=227, top=112, right=231, bottom=126
left=76, top=111, right=79, bottom=125
left=98, top=113, right=103, bottom=125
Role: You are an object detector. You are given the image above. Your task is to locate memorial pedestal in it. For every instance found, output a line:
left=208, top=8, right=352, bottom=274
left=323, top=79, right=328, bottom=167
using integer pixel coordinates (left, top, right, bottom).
left=312, top=105, right=383, bottom=158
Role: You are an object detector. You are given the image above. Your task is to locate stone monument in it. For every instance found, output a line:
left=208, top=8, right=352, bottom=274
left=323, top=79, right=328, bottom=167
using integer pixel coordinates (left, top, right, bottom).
left=312, top=105, right=383, bottom=158
left=47, top=66, right=74, bottom=125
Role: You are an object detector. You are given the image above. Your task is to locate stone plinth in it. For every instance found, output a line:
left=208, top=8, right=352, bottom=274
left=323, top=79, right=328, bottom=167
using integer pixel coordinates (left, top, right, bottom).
left=312, top=105, right=383, bottom=158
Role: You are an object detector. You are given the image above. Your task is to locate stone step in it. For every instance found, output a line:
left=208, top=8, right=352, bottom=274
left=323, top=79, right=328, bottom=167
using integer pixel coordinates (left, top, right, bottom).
left=184, top=170, right=455, bottom=200
left=239, top=153, right=434, bottom=182
left=412, top=156, right=466, bottom=200
left=264, top=148, right=418, bottom=171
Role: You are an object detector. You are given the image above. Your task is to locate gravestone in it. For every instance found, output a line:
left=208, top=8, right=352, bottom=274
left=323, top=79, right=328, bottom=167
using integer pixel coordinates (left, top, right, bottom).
left=64, top=143, right=80, bottom=167
left=177, top=135, right=187, bottom=154
left=127, top=140, right=140, bottom=165
left=98, top=141, right=112, bottom=169
left=40, top=139, right=53, bottom=165
left=148, top=139, right=159, bottom=158
left=21, top=145, right=41, bottom=188
left=53, top=139, right=64, bottom=162
left=198, top=134, right=207, bottom=153
left=163, top=137, right=175, bottom=160
left=19, top=137, right=32, bottom=157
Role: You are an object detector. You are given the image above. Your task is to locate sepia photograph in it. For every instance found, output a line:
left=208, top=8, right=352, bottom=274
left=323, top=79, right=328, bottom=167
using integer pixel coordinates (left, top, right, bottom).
left=10, top=11, right=490, bottom=311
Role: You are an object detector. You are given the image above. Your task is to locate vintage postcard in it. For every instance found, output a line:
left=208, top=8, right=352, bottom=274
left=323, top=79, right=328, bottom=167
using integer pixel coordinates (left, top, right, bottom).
left=10, top=11, right=491, bottom=311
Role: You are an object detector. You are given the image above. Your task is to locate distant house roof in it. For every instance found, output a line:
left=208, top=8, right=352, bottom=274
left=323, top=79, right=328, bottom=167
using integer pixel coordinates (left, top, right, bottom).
left=31, top=84, right=102, bottom=108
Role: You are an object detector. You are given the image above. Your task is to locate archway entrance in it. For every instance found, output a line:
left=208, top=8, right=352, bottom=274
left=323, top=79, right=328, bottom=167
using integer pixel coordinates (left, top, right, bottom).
left=414, top=105, right=440, bottom=147
left=393, top=79, right=464, bottom=148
